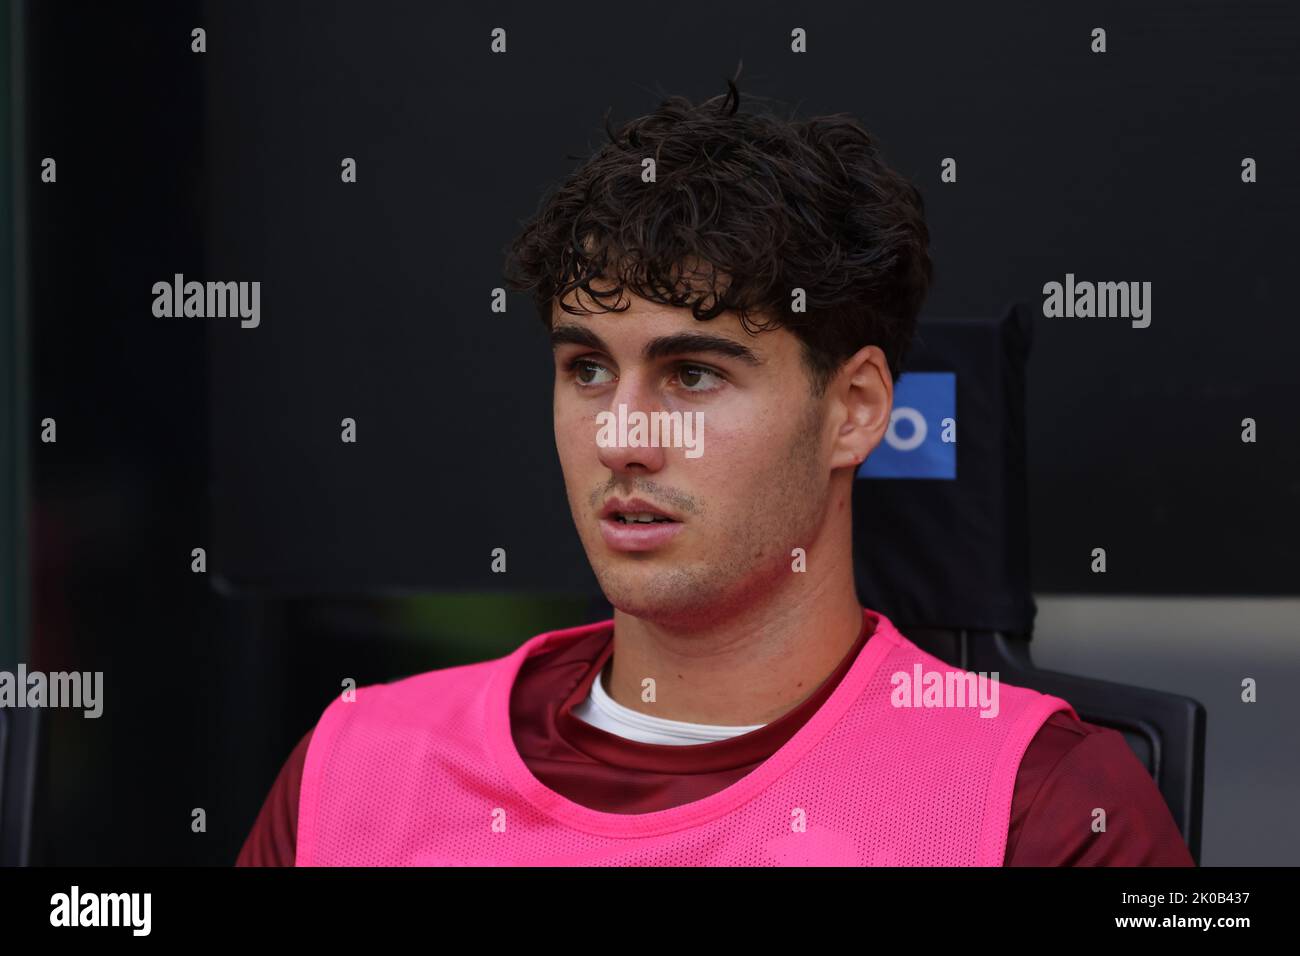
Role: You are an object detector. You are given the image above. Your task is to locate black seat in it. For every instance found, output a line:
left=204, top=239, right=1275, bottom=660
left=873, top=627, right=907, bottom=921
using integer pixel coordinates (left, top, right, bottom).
left=853, top=303, right=1205, bottom=862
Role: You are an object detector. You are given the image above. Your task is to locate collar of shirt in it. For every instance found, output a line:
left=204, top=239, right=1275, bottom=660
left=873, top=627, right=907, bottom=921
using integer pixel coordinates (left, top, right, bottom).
left=550, top=609, right=875, bottom=773
left=570, top=657, right=767, bottom=744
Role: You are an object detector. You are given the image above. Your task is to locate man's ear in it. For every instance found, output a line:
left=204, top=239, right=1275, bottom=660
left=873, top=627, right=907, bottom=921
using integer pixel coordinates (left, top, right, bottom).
left=830, top=345, right=893, bottom=469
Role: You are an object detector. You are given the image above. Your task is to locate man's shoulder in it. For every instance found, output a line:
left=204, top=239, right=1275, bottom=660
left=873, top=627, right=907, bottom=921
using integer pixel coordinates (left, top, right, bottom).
left=325, top=652, right=506, bottom=732
left=1010, top=710, right=1196, bottom=865
left=883, top=625, right=1079, bottom=718
left=317, top=620, right=609, bottom=726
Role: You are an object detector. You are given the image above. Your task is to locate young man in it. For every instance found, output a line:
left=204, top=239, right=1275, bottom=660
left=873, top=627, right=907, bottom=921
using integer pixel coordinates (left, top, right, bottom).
left=238, top=83, right=1194, bottom=866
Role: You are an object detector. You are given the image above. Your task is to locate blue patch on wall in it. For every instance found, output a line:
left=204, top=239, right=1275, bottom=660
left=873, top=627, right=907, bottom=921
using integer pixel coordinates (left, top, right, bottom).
left=857, top=371, right=956, bottom=480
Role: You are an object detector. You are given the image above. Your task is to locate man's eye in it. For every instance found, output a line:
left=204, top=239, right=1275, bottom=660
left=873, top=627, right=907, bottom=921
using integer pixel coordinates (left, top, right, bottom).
left=570, top=359, right=614, bottom=386
left=676, top=364, right=725, bottom=391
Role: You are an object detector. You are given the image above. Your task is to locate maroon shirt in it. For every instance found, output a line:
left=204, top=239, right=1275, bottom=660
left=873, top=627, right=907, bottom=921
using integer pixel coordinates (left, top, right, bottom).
left=237, top=617, right=1195, bottom=866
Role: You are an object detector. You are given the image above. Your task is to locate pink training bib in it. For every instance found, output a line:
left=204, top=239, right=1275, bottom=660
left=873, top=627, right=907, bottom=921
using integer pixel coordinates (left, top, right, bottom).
left=296, top=608, right=1075, bottom=866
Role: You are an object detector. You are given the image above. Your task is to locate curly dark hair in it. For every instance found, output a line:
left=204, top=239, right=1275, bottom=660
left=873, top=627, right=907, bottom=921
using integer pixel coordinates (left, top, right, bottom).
left=502, top=77, right=934, bottom=395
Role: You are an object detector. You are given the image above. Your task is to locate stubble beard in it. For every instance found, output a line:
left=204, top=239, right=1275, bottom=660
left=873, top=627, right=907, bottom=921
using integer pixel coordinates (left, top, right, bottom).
left=589, top=398, right=829, bottom=631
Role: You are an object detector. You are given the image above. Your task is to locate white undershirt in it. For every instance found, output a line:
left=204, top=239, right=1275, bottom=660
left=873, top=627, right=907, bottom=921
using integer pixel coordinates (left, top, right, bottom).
left=570, top=662, right=767, bottom=745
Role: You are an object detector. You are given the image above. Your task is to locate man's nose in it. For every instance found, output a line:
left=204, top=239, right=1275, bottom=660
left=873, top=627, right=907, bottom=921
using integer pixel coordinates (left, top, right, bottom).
left=594, top=376, right=668, bottom=474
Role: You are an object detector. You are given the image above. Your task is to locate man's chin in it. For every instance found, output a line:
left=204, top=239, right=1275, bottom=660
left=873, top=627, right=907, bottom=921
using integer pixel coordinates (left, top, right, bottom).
left=591, top=565, right=744, bottom=627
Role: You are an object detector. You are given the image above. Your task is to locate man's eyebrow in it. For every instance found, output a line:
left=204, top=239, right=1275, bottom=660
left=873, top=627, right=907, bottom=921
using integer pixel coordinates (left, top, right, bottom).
left=549, top=324, right=608, bottom=353
left=550, top=324, right=762, bottom=367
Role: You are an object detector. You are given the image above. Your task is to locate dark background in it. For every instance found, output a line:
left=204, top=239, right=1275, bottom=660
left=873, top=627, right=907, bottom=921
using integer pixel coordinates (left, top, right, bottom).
left=9, top=0, right=1299, bottom=864
left=206, top=1, right=1300, bottom=595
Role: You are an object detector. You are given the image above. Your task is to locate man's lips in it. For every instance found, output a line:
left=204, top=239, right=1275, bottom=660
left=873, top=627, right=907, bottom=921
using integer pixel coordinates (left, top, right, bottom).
left=598, top=497, right=680, bottom=522
left=598, top=516, right=683, bottom=552
left=597, top=497, right=683, bottom=552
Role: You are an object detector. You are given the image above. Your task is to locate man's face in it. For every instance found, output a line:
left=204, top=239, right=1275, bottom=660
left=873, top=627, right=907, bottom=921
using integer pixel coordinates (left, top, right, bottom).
left=551, top=288, right=839, bottom=630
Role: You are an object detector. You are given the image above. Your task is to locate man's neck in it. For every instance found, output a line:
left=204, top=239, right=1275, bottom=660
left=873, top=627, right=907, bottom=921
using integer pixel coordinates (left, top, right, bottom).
left=602, top=559, right=865, bottom=727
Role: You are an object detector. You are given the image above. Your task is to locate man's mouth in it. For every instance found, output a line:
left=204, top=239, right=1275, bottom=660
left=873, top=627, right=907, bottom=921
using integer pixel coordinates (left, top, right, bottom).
left=598, top=497, right=681, bottom=523
left=611, top=512, right=677, bottom=525
left=597, top=498, right=684, bottom=551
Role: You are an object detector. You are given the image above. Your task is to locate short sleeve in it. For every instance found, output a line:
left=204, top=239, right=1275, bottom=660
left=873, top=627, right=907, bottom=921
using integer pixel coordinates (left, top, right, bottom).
left=1007, top=724, right=1195, bottom=866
